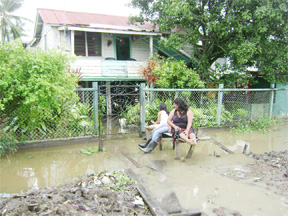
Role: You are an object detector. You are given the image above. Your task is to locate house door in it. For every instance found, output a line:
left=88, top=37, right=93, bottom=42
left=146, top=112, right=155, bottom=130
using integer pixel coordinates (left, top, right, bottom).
left=115, top=36, right=130, bottom=60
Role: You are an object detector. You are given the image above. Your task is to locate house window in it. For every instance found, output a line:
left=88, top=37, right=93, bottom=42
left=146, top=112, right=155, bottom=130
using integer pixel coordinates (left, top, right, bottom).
left=74, top=31, right=101, bottom=56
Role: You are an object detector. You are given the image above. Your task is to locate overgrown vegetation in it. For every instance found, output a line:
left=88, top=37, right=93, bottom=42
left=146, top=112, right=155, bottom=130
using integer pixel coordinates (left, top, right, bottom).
left=231, top=118, right=282, bottom=133
left=122, top=96, right=280, bottom=132
left=140, top=55, right=204, bottom=88
left=0, top=40, right=89, bottom=155
left=130, top=0, right=288, bottom=84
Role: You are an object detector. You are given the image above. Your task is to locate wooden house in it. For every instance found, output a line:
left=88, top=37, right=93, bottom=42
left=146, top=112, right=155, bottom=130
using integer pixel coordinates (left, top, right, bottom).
left=30, top=8, right=192, bottom=87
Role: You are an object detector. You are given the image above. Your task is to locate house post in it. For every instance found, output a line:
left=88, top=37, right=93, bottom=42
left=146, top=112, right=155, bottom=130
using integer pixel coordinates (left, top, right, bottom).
left=70, top=30, right=74, bottom=55
left=140, top=83, right=146, bottom=137
left=217, top=84, right=224, bottom=126
left=93, top=82, right=99, bottom=135
left=269, top=84, right=275, bottom=119
left=149, top=36, right=153, bottom=58
left=106, top=82, right=112, bottom=134
left=85, top=32, right=88, bottom=57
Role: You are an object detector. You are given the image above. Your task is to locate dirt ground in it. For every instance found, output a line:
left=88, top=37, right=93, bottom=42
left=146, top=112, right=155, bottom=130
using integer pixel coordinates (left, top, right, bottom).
left=0, top=171, right=151, bottom=216
left=0, top=150, right=287, bottom=216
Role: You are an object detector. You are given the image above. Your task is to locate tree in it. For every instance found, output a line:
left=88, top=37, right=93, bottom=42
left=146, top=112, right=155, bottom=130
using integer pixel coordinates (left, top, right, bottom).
left=0, top=0, right=29, bottom=42
left=130, top=0, right=288, bottom=84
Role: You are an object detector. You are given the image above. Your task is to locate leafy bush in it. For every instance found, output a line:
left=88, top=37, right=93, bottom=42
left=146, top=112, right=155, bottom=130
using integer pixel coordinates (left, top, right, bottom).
left=0, top=40, right=80, bottom=154
left=231, top=116, right=277, bottom=133
left=233, top=108, right=250, bottom=125
left=140, top=55, right=204, bottom=88
left=123, top=98, right=234, bottom=128
left=145, top=98, right=174, bottom=124
left=121, top=103, right=140, bottom=125
left=121, top=98, right=173, bottom=126
left=0, top=134, right=18, bottom=156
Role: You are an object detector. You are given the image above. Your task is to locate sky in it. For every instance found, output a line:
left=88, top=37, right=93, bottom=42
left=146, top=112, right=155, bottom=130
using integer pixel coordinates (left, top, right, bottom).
left=13, top=0, right=139, bottom=41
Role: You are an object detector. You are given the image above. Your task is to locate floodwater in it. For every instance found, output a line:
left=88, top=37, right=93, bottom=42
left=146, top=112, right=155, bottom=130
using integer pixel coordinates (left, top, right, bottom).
left=1, top=123, right=288, bottom=215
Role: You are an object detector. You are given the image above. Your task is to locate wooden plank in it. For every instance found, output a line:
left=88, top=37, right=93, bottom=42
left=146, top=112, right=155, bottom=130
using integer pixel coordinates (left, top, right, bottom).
left=126, top=169, right=169, bottom=216
left=171, top=211, right=201, bottom=216
left=121, top=151, right=142, bottom=168
left=160, top=191, right=182, bottom=214
left=202, top=133, right=234, bottom=154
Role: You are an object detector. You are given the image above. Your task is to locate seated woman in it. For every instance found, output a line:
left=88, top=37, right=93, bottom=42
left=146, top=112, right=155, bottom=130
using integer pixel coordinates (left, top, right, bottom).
left=146, top=103, right=169, bottom=130
left=139, top=103, right=170, bottom=153
left=167, top=98, right=197, bottom=146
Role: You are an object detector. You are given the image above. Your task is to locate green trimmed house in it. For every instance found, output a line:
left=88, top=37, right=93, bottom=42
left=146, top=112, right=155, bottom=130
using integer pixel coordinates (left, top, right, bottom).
left=30, top=8, right=193, bottom=87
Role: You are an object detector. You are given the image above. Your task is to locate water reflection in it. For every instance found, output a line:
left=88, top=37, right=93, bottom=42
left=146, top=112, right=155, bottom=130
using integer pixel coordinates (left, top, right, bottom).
left=0, top=135, right=141, bottom=193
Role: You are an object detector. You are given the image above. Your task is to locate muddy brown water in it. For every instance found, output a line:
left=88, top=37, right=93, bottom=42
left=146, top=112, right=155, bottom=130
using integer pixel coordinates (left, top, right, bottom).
left=1, top=123, right=288, bottom=215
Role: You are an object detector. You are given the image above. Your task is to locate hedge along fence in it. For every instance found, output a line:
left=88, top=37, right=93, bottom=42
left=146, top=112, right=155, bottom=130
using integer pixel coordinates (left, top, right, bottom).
left=139, top=83, right=288, bottom=133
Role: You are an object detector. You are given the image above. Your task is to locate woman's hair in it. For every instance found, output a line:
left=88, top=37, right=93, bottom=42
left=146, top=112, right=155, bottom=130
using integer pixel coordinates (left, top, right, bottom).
left=159, top=103, right=169, bottom=115
left=173, top=98, right=189, bottom=112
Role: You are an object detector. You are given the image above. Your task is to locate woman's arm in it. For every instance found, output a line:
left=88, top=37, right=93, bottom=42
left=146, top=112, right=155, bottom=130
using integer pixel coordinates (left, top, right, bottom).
left=167, top=109, right=180, bottom=130
left=186, top=108, right=194, bottom=131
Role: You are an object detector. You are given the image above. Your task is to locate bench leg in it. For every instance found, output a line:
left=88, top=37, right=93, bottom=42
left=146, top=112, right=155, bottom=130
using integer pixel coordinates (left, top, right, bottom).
left=174, top=140, right=181, bottom=160
left=159, top=135, right=163, bottom=150
left=186, top=145, right=195, bottom=158
left=145, top=128, right=151, bottom=141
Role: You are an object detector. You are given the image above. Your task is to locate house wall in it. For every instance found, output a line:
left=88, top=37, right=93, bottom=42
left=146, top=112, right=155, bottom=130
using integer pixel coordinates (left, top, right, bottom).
left=36, top=24, right=55, bottom=50
left=68, top=32, right=155, bottom=79
left=131, top=38, right=153, bottom=61
left=102, top=33, right=115, bottom=58
left=34, top=25, right=158, bottom=80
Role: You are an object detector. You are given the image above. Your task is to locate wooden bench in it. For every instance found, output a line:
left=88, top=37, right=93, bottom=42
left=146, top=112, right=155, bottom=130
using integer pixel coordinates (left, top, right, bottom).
left=145, top=127, right=200, bottom=160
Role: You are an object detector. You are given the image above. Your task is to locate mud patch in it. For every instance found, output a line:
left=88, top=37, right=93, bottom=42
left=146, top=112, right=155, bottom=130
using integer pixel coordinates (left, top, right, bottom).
left=0, top=171, right=151, bottom=216
left=222, top=150, right=288, bottom=198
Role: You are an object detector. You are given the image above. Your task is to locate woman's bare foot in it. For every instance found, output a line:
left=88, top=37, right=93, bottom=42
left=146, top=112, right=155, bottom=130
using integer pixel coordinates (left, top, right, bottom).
left=187, top=138, right=197, bottom=145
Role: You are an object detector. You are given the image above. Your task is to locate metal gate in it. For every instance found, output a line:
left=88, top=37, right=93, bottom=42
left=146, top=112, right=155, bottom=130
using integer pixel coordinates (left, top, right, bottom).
left=97, top=81, right=141, bottom=136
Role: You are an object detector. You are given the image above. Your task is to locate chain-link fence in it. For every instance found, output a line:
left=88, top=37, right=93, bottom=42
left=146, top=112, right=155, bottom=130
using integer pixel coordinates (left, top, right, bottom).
left=0, top=82, right=141, bottom=144
left=1, top=84, right=287, bottom=144
left=140, top=85, right=288, bottom=130
left=0, top=89, right=96, bottom=144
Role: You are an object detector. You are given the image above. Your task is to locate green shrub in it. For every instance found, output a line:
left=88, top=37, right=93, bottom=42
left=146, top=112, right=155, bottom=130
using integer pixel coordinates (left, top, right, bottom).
left=0, top=40, right=80, bottom=153
left=141, top=55, right=204, bottom=88
left=121, top=103, right=140, bottom=125
left=0, top=133, right=18, bottom=156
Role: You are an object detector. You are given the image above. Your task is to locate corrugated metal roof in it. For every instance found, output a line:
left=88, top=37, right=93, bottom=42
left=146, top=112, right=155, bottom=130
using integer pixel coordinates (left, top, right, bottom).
left=38, top=8, right=154, bottom=31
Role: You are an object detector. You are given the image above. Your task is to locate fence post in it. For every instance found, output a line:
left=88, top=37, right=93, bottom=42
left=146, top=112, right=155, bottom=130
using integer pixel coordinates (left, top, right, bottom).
left=140, top=83, right=146, bottom=137
left=217, top=84, right=224, bottom=126
left=269, top=84, right=275, bottom=119
left=93, top=82, right=99, bottom=135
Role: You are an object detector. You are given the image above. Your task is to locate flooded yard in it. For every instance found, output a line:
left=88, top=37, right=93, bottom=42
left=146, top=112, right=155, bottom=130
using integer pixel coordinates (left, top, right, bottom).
left=1, top=123, right=287, bottom=215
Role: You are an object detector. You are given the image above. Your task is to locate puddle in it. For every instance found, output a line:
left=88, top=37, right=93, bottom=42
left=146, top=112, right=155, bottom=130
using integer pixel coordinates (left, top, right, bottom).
left=0, top=123, right=287, bottom=215
left=202, top=123, right=288, bottom=154
left=0, top=134, right=141, bottom=193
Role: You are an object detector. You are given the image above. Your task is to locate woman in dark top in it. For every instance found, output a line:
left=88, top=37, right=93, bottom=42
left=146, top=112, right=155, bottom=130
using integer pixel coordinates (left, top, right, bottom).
left=167, top=98, right=196, bottom=146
